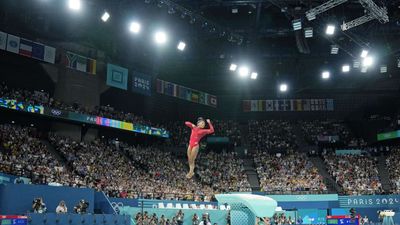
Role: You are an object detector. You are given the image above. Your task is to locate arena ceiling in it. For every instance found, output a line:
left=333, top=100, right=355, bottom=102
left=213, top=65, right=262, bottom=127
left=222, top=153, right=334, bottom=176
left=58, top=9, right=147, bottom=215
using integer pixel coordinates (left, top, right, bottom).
left=1, top=0, right=400, bottom=96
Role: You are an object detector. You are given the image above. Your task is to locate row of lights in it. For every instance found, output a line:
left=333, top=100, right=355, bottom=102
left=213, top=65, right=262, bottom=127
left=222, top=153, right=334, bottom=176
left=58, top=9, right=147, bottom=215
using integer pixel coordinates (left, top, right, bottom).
left=68, top=0, right=187, bottom=51
left=321, top=49, right=375, bottom=80
left=229, top=64, right=258, bottom=80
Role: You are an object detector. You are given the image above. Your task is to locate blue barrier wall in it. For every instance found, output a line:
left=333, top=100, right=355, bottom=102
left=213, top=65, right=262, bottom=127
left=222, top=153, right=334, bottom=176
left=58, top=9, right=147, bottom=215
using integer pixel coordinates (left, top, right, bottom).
left=0, top=184, right=95, bottom=214
left=0, top=172, right=30, bottom=184
left=120, top=207, right=227, bottom=225
left=27, top=213, right=132, bottom=225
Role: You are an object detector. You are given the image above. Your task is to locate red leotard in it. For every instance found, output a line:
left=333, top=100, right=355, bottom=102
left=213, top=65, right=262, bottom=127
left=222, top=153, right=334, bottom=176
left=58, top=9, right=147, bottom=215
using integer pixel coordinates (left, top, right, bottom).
left=185, top=121, right=214, bottom=148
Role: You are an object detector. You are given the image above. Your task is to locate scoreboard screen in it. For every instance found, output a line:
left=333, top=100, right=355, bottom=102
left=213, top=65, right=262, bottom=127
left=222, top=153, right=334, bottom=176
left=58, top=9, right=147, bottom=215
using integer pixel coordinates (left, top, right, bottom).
left=0, top=216, right=27, bottom=225
left=327, top=215, right=359, bottom=225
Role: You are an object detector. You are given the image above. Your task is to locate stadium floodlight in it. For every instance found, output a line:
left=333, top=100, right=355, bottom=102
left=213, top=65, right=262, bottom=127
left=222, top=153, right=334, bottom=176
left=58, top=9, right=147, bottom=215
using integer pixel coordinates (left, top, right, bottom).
left=101, top=12, right=110, bottom=22
left=250, top=72, right=258, bottom=80
left=68, top=0, right=81, bottom=11
left=326, top=25, right=335, bottom=35
left=380, top=65, right=387, bottom=73
left=177, top=41, right=186, bottom=51
left=229, top=64, right=237, bottom=71
left=279, top=83, right=288, bottom=92
left=361, top=66, right=368, bottom=73
left=342, top=64, right=350, bottom=73
left=129, top=22, right=141, bottom=34
left=362, top=56, right=374, bottom=67
left=304, top=27, right=313, bottom=38
left=238, top=66, right=250, bottom=77
left=322, top=71, right=330, bottom=79
left=154, top=31, right=167, bottom=44
left=360, top=50, right=369, bottom=58
left=353, top=60, right=360, bottom=68
left=292, top=19, right=302, bottom=31
left=331, top=45, right=339, bottom=54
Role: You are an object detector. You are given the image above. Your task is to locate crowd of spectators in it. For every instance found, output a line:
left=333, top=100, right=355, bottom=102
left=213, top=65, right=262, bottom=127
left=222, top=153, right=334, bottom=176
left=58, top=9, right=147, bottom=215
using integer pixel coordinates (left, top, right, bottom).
left=119, top=143, right=215, bottom=200
left=248, top=120, right=297, bottom=151
left=0, top=124, right=76, bottom=185
left=299, top=120, right=353, bottom=146
left=197, top=151, right=251, bottom=192
left=254, top=151, right=327, bottom=194
left=134, top=211, right=216, bottom=225
left=49, top=134, right=139, bottom=196
left=211, top=120, right=242, bottom=147
left=0, top=82, right=157, bottom=128
left=323, top=153, right=382, bottom=195
left=386, top=147, right=400, bottom=193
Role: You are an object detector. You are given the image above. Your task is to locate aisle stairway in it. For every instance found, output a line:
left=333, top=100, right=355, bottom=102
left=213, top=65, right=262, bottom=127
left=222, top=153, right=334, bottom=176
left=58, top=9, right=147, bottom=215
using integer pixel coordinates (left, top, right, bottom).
left=377, top=155, right=392, bottom=193
left=40, top=139, right=73, bottom=171
left=292, top=122, right=318, bottom=153
left=242, top=158, right=260, bottom=191
left=309, top=156, right=343, bottom=194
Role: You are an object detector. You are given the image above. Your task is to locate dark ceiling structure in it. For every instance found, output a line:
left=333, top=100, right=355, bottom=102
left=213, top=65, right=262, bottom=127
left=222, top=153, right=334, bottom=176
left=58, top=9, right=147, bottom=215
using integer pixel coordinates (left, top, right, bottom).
left=0, top=0, right=400, bottom=96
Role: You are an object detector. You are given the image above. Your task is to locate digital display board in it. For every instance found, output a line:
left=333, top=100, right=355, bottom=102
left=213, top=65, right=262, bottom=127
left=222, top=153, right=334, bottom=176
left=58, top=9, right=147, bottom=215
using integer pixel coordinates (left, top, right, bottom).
left=298, top=209, right=327, bottom=224
left=0, top=98, right=169, bottom=138
left=327, top=215, right=359, bottom=225
left=0, top=216, right=27, bottom=225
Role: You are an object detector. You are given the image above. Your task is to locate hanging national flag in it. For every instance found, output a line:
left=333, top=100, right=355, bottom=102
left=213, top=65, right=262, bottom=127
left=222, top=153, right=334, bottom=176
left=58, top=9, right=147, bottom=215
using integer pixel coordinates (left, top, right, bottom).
left=191, top=91, right=199, bottom=103
left=209, top=95, right=217, bottom=107
left=6, top=34, right=20, bottom=54
left=19, top=39, right=34, bottom=57
left=266, top=100, right=274, bottom=111
left=66, top=51, right=96, bottom=75
left=243, top=100, right=251, bottom=112
left=43, top=46, right=56, bottom=64
left=251, top=100, right=258, bottom=111
left=0, top=31, right=7, bottom=50
left=156, top=79, right=164, bottom=94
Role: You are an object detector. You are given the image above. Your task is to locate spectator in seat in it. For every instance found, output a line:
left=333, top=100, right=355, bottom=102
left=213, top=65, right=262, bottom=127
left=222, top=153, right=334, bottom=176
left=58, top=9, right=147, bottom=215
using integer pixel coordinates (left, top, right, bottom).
left=160, top=215, right=167, bottom=225
left=176, top=210, right=184, bottom=225
left=199, top=213, right=211, bottom=225
left=192, top=213, right=200, bottom=225
left=56, top=200, right=68, bottom=214
left=32, top=197, right=47, bottom=213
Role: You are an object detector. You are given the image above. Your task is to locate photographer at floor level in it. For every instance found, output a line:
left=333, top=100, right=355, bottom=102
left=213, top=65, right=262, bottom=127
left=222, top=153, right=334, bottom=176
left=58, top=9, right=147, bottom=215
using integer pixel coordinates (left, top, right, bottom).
left=32, top=197, right=47, bottom=213
left=74, top=199, right=89, bottom=214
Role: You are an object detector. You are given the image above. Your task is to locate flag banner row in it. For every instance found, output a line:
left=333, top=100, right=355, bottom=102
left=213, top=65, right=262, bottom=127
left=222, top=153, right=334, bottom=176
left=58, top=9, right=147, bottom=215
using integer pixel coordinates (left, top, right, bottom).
left=156, top=79, right=217, bottom=107
left=0, top=31, right=56, bottom=64
left=243, top=99, right=334, bottom=112
left=65, top=51, right=96, bottom=75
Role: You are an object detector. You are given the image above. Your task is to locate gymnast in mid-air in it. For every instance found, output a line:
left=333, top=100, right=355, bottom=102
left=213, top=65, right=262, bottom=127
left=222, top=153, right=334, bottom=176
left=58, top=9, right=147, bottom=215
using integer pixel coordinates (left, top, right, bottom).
left=184, top=117, right=214, bottom=179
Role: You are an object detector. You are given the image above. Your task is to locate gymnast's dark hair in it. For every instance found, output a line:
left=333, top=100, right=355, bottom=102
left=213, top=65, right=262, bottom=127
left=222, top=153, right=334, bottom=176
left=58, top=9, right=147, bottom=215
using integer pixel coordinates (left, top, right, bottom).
left=197, top=117, right=205, bottom=123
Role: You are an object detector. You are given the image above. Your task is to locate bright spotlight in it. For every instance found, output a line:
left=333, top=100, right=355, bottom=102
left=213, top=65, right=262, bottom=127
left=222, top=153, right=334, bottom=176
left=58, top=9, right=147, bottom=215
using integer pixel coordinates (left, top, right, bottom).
left=250, top=72, right=258, bottom=80
left=362, top=56, right=374, bottom=67
left=154, top=31, right=167, bottom=44
left=68, top=0, right=81, bottom=10
left=101, top=12, right=110, bottom=22
left=342, top=65, right=350, bottom=73
left=229, top=64, right=237, bottom=71
left=238, top=66, right=249, bottom=77
left=325, top=25, right=335, bottom=35
left=129, top=22, right=141, bottom=34
left=177, top=41, right=186, bottom=51
left=279, top=83, right=288, bottom=92
left=322, top=71, right=330, bottom=79
left=360, top=50, right=369, bottom=58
